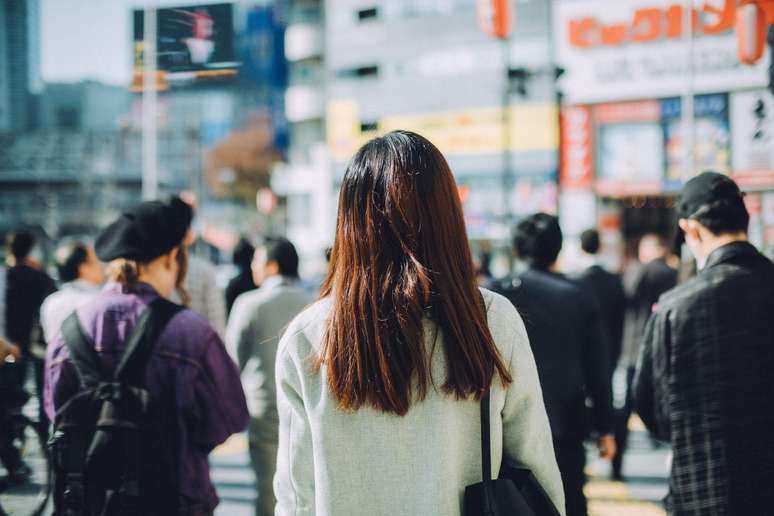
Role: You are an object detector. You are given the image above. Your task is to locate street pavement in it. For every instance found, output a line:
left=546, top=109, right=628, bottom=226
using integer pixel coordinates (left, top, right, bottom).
left=2, top=426, right=668, bottom=516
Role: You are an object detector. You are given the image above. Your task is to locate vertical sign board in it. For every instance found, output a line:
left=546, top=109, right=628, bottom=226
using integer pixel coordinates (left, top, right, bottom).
left=560, top=105, right=594, bottom=190
left=242, top=4, right=289, bottom=157
left=661, top=93, right=731, bottom=190
left=731, top=89, right=774, bottom=188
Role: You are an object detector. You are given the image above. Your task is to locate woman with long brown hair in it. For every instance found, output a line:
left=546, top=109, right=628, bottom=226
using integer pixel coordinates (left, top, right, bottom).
left=274, top=131, right=564, bottom=515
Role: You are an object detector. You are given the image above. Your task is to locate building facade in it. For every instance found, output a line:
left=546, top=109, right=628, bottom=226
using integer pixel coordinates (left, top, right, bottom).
left=553, top=0, right=774, bottom=265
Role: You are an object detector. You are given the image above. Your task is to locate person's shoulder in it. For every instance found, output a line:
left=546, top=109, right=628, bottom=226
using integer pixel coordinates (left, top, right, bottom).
left=276, top=298, right=331, bottom=360
left=479, top=287, right=528, bottom=355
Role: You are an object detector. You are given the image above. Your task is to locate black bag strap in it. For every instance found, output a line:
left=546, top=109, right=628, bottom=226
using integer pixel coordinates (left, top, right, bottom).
left=480, top=391, right=492, bottom=483
left=62, top=312, right=103, bottom=389
left=61, top=298, right=183, bottom=389
left=114, top=298, right=183, bottom=385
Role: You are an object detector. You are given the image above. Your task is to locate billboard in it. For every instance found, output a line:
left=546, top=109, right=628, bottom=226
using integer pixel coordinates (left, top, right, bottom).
left=132, top=3, right=239, bottom=89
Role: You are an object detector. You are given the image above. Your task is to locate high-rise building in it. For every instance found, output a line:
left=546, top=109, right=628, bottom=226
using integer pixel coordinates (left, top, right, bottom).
left=271, top=0, right=334, bottom=275
left=0, top=0, right=40, bottom=133
left=323, top=0, right=557, bottom=271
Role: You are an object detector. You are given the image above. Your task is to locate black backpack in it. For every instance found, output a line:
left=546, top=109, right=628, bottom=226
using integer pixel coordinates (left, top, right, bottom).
left=51, top=298, right=183, bottom=516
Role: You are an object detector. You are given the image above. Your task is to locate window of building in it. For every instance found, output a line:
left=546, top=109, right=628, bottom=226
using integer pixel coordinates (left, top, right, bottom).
left=336, top=65, right=380, bottom=80
left=357, top=7, right=379, bottom=22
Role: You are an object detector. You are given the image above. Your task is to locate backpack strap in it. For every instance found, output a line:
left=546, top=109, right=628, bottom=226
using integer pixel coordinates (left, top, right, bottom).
left=61, top=312, right=104, bottom=388
left=114, top=298, right=183, bottom=386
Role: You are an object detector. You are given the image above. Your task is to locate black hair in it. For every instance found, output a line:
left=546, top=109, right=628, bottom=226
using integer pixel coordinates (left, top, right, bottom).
left=6, top=230, right=36, bottom=261
left=691, top=199, right=750, bottom=236
left=233, top=237, right=255, bottom=271
left=265, top=237, right=299, bottom=278
left=580, top=229, right=601, bottom=255
left=56, top=241, right=90, bottom=283
left=513, top=213, right=563, bottom=270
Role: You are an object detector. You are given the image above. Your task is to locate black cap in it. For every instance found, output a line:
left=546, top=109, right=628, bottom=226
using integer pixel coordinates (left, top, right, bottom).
left=677, top=172, right=745, bottom=220
left=95, top=196, right=193, bottom=262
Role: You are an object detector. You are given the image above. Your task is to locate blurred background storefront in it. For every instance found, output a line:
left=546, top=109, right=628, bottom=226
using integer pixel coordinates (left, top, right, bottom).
left=554, top=0, right=774, bottom=269
left=1, top=0, right=773, bottom=275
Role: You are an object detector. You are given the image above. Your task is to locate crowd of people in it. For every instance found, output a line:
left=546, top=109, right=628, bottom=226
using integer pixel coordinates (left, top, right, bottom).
left=0, top=130, right=771, bottom=516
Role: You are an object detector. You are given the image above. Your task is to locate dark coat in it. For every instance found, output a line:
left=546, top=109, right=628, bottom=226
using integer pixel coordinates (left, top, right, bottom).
left=491, top=268, right=613, bottom=444
left=574, top=265, right=626, bottom=373
left=634, top=242, right=774, bottom=515
left=620, top=257, right=678, bottom=368
left=5, top=264, right=56, bottom=352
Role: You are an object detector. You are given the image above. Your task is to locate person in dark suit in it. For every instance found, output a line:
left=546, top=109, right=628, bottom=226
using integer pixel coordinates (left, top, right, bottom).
left=573, top=229, right=626, bottom=377
left=615, top=233, right=678, bottom=479
left=225, top=237, right=258, bottom=316
left=490, top=213, right=615, bottom=516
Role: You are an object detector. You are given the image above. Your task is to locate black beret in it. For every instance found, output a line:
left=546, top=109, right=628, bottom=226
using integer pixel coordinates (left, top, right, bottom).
left=95, top=196, right=193, bottom=262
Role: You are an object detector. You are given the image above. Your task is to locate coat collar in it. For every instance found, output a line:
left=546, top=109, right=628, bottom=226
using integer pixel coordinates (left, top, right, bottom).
left=703, top=241, right=760, bottom=271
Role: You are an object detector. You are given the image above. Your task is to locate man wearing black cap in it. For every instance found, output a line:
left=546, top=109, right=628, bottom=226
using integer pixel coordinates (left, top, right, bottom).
left=634, top=172, right=774, bottom=515
left=44, top=196, right=248, bottom=515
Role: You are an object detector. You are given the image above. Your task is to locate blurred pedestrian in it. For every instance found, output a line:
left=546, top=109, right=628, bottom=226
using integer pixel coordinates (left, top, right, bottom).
left=225, top=237, right=257, bottom=316
left=40, top=241, right=104, bottom=343
left=44, top=196, right=248, bottom=515
left=634, top=172, right=774, bottom=515
left=225, top=236, right=313, bottom=516
left=4, top=230, right=56, bottom=432
left=274, top=131, right=564, bottom=516
left=490, top=213, right=614, bottom=516
left=573, top=229, right=626, bottom=378
left=178, top=192, right=227, bottom=337
left=615, top=233, right=677, bottom=479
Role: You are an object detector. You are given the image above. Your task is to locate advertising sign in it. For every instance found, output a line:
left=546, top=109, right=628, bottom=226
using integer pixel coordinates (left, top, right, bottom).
left=132, top=3, right=239, bottom=89
left=731, top=89, right=774, bottom=188
left=325, top=101, right=559, bottom=161
left=661, top=93, right=731, bottom=188
left=594, top=101, right=665, bottom=196
left=553, top=0, right=770, bottom=104
left=560, top=106, right=594, bottom=190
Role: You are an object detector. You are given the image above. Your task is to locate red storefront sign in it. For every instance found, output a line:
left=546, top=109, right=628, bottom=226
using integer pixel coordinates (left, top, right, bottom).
left=560, top=106, right=594, bottom=190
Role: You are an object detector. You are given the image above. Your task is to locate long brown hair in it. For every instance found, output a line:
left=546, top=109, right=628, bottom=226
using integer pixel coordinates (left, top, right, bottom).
left=316, top=130, right=511, bottom=415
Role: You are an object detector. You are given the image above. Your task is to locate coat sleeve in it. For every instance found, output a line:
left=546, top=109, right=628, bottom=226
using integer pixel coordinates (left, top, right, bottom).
left=224, top=295, right=253, bottom=372
left=633, top=310, right=671, bottom=442
left=189, top=329, right=249, bottom=450
left=274, top=334, right=316, bottom=516
left=499, top=300, right=566, bottom=516
left=203, top=267, right=227, bottom=339
left=582, top=301, right=614, bottom=435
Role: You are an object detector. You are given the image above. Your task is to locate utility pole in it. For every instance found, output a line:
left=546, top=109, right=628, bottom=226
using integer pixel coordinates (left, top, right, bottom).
left=681, top=0, right=696, bottom=180
left=142, top=5, right=159, bottom=200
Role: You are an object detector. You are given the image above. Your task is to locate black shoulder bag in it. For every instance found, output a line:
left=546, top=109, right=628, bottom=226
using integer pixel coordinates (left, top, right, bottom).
left=463, top=391, right=562, bottom=516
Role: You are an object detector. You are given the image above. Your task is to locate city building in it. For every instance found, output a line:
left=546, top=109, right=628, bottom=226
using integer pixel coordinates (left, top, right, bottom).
left=323, top=0, right=558, bottom=274
left=553, top=0, right=774, bottom=264
left=0, top=0, right=41, bottom=133
left=270, top=0, right=333, bottom=276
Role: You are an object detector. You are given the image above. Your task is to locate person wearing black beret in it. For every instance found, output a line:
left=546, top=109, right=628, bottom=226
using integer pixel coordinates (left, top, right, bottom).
left=634, top=172, right=774, bottom=515
left=44, top=196, right=248, bottom=516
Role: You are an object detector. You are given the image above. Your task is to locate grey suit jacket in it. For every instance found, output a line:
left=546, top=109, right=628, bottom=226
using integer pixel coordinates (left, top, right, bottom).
left=225, top=275, right=314, bottom=441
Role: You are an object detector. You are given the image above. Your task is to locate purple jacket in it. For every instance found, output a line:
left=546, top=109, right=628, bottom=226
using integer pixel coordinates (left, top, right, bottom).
left=44, top=282, right=249, bottom=514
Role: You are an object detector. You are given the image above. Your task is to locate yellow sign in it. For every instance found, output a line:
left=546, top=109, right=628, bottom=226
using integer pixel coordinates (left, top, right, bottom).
left=326, top=100, right=559, bottom=161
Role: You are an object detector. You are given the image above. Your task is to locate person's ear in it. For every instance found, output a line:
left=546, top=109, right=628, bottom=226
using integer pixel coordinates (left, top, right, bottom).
left=679, top=219, right=702, bottom=243
left=166, top=247, right=179, bottom=270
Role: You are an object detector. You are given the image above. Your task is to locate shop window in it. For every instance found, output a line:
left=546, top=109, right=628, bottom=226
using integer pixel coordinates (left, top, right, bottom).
left=336, top=65, right=379, bottom=79
left=357, top=7, right=378, bottom=22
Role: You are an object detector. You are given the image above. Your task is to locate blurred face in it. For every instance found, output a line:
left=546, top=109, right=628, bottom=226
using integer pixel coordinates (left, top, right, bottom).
left=79, top=246, right=105, bottom=284
left=638, top=236, right=666, bottom=264
left=251, top=247, right=278, bottom=286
